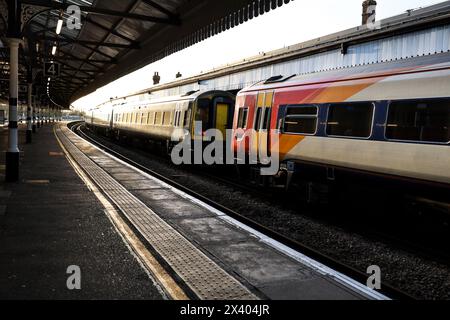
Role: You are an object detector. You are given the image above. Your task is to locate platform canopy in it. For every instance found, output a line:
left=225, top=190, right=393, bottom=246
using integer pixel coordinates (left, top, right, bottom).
left=0, top=0, right=294, bottom=108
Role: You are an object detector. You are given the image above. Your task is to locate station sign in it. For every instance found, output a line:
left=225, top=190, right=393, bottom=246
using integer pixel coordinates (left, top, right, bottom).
left=44, top=62, right=61, bottom=77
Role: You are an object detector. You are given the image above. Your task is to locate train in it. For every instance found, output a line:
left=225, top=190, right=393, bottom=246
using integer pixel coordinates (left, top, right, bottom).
left=233, top=52, right=450, bottom=200
left=85, top=90, right=235, bottom=152
left=86, top=52, right=450, bottom=201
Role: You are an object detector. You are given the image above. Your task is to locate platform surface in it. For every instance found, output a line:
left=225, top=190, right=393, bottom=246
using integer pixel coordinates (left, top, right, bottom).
left=0, top=124, right=164, bottom=299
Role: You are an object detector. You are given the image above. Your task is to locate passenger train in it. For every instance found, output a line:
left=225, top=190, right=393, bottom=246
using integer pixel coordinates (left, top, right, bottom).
left=232, top=53, right=450, bottom=199
left=86, top=90, right=235, bottom=151
left=86, top=53, right=450, bottom=200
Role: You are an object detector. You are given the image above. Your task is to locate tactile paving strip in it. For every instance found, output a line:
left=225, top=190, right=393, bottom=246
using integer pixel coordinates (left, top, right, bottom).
left=56, top=126, right=256, bottom=300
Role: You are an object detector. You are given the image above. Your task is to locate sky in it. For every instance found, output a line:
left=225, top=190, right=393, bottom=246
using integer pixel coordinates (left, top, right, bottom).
left=72, top=0, right=445, bottom=111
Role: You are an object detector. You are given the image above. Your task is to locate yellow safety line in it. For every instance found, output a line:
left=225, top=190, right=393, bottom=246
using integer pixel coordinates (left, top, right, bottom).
left=53, top=124, right=189, bottom=300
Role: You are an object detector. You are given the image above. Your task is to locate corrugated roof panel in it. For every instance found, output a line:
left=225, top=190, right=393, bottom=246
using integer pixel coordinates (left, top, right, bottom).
left=139, top=23, right=450, bottom=99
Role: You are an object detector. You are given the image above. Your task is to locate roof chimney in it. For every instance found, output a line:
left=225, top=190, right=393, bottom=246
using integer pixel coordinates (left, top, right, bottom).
left=362, top=0, right=377, bottom=25
left=153, top=72, right=160, bottom=85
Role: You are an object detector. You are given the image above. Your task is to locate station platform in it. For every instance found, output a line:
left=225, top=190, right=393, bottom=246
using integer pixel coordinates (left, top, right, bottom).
left=0, top=123, right=385, bottom=300
left=0, top=124, right=164, bottom=299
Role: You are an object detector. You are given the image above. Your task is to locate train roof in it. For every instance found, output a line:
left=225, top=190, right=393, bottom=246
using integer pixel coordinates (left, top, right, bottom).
left=105, top=89, right=234, bottom=109
left=240, top=52, right=450, bottom=93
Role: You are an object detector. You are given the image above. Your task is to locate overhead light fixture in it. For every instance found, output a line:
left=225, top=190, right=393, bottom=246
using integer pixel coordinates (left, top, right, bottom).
left=56, top=18, right=63, bottom=35
left=52, top=43, right=57, bottom=55
left=56, top=9, right=64, bottom=35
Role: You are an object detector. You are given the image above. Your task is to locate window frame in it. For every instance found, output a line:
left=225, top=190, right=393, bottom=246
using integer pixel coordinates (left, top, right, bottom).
left=162, top=112, right=171, bottom=126
left=282, top=104, right=319, bottom=136
left=183, top=108, right=191, bottom=128
left=155, top=112, right=162, bottom=125
left=326, top=102, right=375, bottom=140
left=237, top=107, right=249, bottom=129
left=254, top=108, right=263, bottom=130
left=261, top=107, right=272, bottom=132
left=384, top=98, right=450, bottom=145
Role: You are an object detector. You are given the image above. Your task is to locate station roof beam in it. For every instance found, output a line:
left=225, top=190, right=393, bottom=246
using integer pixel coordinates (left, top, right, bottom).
left=0, top=0, right=294, bottom=108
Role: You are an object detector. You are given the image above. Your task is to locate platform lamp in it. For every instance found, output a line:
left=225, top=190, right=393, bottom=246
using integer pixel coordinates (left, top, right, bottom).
left=56, top=10, right=64, bottom=35
left=51, top=42, right=57, bottom=56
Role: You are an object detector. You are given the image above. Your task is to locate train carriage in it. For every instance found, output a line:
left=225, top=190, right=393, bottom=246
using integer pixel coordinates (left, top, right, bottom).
left=233, top=53, right=450, bottom=198
left=86, top=90, right=235, bottom=150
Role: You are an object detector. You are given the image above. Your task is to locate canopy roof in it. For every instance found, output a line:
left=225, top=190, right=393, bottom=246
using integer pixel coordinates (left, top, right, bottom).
left=0, top=0, right=293, bottom=108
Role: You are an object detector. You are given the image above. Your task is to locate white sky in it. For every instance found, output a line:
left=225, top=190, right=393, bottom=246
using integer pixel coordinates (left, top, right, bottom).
left=72, top=0, right=445, bottom=111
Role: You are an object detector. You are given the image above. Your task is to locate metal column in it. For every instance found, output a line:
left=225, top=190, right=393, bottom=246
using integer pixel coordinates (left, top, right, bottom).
left=5, top=0, right=22, bottom=181
left=6, top=38, right=20, bottom=182
left=26, top=68, right=33, bottom=143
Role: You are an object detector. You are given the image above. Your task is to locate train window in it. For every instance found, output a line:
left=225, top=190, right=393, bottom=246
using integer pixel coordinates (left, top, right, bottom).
left=262, top=108, right=271, bottom=130
left=147, top=112, right=153, bottom=125
left=327, top=103, right=374, bottom=138
left=163, top=112, right=171, bottom=126
left=195, top=99, right=211, bottom=129
left=237, top=108, right=249, bottom=129
left=155, top=112, right=162, bottom=125
left=287, top=106, right=317, bottom=116
left=283, top=105, right=318, bottom=135
left=183, top=109, right=191, bottom=128
left=176, top=111, right=181, bottom=127
left=178, top=111, right=182, bottom=126
left=254, top=108, right=262, bottom=130
left=386, top=100, right=450, bottom=143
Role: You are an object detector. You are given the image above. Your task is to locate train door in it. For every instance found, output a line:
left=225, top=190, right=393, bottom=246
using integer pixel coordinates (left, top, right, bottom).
left=253, top=92, right=273, bottom=163
left=258, top=91, right=273, bottom=163
left=192, top=99, right=211, bottom=141
left=215, top=102, right=229, bottom=140
left=252, top=93, right=265, bottom=158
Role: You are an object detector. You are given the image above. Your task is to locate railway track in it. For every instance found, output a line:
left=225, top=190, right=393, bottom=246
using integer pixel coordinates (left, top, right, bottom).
left=69, top=121, right=415, bottom=300
left=76, top=123, right=450, bottom=267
